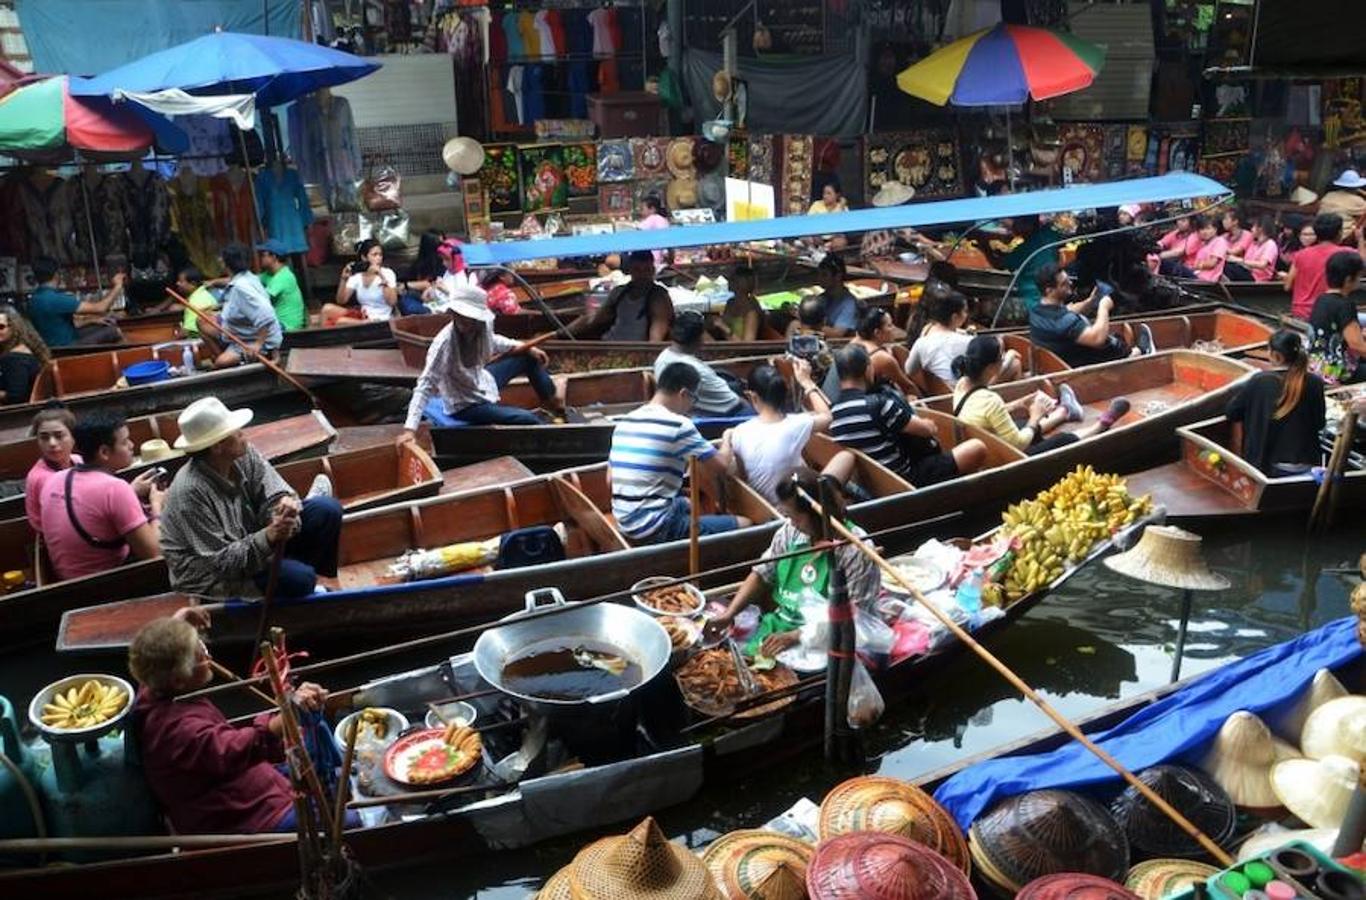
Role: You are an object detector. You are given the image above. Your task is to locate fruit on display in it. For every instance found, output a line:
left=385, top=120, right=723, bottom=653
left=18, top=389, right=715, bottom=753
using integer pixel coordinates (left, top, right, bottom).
left=40, top=679, right=127, bottom=730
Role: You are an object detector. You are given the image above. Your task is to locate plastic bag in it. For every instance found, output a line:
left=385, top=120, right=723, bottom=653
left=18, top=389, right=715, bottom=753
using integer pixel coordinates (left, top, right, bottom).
left=360, top=210, right=410, bottom=250
left=362, top=164, right=403, bottom=211
left=854, top=605, right=894, bottom=657
left=847, top=660, right=885, bottom=729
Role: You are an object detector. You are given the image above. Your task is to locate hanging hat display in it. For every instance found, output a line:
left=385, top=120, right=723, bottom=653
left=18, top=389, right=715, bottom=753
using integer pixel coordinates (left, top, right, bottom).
left=1269, top=754, right=1359, bottom=829
left=697, top=172, right=726, bottom=211
left=694, top=139, right=725, bottom=174
left=1108, top=766, right=1235, bottom=860
left=968, top=790, right=1129, bottom=894
left=1102, top=525, right=1230, bottom=591
left=1266, top=668, right=1349, bottom=743
left=667, top=137, right=698, bottom=179
left=870, top=181, right=915, bottom=207
left=817, top=776, right=969, bottom=874
left=711, top=70, right=734, bottom=104
left=1123, top=859, right=1220, bottom=899
left=1197, top=711, right=1300, bottom=809
left=567, top=817, right=722, bottom=900
left=805, top=831, right=975, bottom=900
left=1299, top=695, right=1366, bottom=763
left=1015, top=873, right=1142, bottom=900
left=701, top=829, right=812, bottom=900
left=667, top=177, right=699, bottom=211
left=442, top=136, right=486, bottom=175
left=535, top=865, right=574, bottom=900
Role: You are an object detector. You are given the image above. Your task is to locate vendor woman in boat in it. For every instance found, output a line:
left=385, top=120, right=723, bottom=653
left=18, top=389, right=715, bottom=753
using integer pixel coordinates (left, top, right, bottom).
left=400, top=282, right=562, bottom=433
left=705, top=468, right=880, bottom=658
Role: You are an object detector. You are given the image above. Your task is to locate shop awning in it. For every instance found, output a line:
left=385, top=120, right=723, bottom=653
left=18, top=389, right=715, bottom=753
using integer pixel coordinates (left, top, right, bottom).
left=460, top=172, right=1229, bottom=266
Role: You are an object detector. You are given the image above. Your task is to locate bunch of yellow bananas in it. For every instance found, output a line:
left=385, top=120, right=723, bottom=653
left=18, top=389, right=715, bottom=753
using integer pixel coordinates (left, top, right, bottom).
left=40, top=679, right=127, bottom=730
left=997, top=466, right=1152, bottom=603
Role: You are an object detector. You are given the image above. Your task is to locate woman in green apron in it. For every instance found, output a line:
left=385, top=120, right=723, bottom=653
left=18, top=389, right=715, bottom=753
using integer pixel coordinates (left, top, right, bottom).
left=706, top=468, right=881, bottom=658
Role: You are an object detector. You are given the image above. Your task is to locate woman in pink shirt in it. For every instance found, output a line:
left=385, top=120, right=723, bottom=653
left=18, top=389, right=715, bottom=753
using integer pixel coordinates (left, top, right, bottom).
left=1226, top=215, right=1279, bottom=282
left=1156, top=214, right=1195, bottom=277
left=24, top=406, right=79, bottom=532
left=638, top=195, right=670, bottom=268
left=1192, top=218, right=1227, bottom=282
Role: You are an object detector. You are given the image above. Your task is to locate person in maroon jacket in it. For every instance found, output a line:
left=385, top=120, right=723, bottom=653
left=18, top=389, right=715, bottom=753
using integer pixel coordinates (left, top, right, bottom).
left=128, top=611, right=341, bottom=833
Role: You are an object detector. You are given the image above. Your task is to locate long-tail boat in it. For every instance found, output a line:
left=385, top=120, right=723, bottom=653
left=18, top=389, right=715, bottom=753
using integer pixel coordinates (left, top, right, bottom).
left=50, top=314, right=186, bottom=358
left=273, top=439, right=442, bottom=513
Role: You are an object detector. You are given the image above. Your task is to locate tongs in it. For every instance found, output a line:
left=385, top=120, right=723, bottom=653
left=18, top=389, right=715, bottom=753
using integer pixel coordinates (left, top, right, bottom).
left=727, top=639, right=761, bottom=699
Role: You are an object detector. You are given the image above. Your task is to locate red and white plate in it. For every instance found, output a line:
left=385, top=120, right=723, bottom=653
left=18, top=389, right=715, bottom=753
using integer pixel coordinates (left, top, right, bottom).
left=382, top=727, right=480, bottom=787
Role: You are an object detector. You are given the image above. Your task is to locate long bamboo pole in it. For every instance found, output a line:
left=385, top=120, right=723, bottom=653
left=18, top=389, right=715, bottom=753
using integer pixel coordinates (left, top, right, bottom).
left=794, top=486, right=1236, bottom=867
left=208, top=659, right=276, bottom=706
left=689, top=456, right=701, bottom=575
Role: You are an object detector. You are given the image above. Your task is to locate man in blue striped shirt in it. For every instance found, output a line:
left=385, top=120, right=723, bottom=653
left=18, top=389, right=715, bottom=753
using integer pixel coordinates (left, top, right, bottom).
left=609, top=363, right=750, bottom=544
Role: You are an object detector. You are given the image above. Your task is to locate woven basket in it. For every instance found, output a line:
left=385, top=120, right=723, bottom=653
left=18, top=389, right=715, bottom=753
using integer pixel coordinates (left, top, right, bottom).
left=805, top=831, right=975, bottom=900
left=1123, top=859, right=1219, bottom=900
left=818, top=776, right=969, bottom=874
left=701, top=829, right=812, bottom=900
left=1015, top=873, right=1142, bottom=899
left=569, top=817, right=722, bottom=900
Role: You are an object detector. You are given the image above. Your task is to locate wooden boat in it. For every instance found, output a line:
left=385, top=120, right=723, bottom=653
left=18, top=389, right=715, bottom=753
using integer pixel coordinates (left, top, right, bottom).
left=56, top=462, right=781, bottom=652
left=49, top=316, right=186, bottom=358
left=273, top=439, right=442, bottom=513
left=1125, top=383, right=1366, bottom=519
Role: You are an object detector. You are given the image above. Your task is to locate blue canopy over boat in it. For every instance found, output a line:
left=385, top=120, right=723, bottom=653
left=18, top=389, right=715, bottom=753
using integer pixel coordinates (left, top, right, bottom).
left=460, top=172, right=1229, bottom=266
left=932, top=616, right=1363, bottom=831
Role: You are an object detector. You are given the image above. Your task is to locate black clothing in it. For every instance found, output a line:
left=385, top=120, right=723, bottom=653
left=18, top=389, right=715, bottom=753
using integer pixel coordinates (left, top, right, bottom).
left=1029, top=303, right=1127, bottom=367
left=1225, top=370, right=1326, bottom=475
left=0, top=350, right=40, bottom=403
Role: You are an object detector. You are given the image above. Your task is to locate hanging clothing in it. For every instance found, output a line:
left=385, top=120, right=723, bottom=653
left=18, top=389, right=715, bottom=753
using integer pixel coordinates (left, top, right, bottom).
left=566, top=10, right=592, bottom=56
left=598, top=60, right=620, bottom=94
left=523, top=65, right=547, bottom=125
left=545, top=10, right=566, bottom=55
left=126, top=168, right=172, bottom=262
left=255, top=167, right=314, bottom=256
left=168, top=175, right=220, bottom=277
left=587, top=7, right=613, bottom=56
left=179, top=118, right=232, bottom=177
left=95, top=173, right=133, bottom=260
left=506, top=66, right=525, bottom=124
left=517, top=11, right=539, bottom=59
left=19, top=175, right=70, bottom=264
left=66, top=171, right=106, bottom=265
left=501, top=10, right=524, bottom=58
left=488, top=10, right=507, bottom=62
left=533, top=11, right=556, bottom=60
left=0, top=175, right=29, bottom=257
left=568, top=63, right=591, bottom=118
left=288, top=93, right=362, bottom=213
left=209, top=170, right=256, bottom=248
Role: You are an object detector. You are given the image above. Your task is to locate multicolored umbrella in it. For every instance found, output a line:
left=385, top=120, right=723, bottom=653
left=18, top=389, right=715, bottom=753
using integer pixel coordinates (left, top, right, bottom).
left=0, top=75, right=184, bottom=155
left=897, top=23, right=1106, bottom=107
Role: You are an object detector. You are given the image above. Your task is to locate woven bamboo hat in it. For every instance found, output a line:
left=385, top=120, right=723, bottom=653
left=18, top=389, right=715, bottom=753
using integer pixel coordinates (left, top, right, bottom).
left=870, top=181, right=915, bottom=208
left=1266, top=668, right=1349, bottom=742
left=1016, top=873, right=1142, bottom=899
left=442, top=136, right=486, bottom=175
left=668, top=138, right=698, bottom=178
left=1270, top=754, right=1359, bottom=829
left=701, top=830, right=811, bottom=900
left=1103, top=525, right=1229, bottom=591
left=568, top=817, right=722, bottom=900
left=1299, top=695, right=1366, bottom=763
left=1196, top=711, right=1300, bottom=809
left=537, top=865, right=574, bottom=900
left=668, top=177, right=699, bottom=211
left=968, top=790, right=1129, bottom=894
left=805, top=831, right=975, bottom=900
left=818, top=776, right=969, bottom=874
left=1108, top=766, right=1235, bottom=859
left=1123, top=859, right=1220, bottom=899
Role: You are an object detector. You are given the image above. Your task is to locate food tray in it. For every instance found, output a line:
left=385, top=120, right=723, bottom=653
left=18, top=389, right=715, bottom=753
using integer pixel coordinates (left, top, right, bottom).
left=631, top=577, right=707, bottom=618
left=382, top=726, right=483, bottom=788
left=675, top=648, right=799, bottom=720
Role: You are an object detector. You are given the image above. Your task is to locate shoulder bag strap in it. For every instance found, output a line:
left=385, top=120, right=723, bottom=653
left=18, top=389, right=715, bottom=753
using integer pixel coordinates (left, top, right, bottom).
left=953, top=385, right=987, bottom=418
left=63, top=467, right=127, bottom=550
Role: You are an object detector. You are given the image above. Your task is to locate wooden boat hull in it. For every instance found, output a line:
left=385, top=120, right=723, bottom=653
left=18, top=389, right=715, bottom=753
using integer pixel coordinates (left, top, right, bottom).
left=274, top=440, right=442, bottom=513
left=281, top=319, right=395, bottom=351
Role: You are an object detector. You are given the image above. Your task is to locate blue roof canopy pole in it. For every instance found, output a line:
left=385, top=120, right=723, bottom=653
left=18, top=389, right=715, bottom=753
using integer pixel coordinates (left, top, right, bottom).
left=459, top=173, right=1231, bottom=266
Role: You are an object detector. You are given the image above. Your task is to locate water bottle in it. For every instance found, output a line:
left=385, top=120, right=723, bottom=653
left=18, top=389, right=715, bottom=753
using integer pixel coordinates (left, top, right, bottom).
left=955, top=568, right=984, bottom=616
left=181, top=343, right=195, bottom=375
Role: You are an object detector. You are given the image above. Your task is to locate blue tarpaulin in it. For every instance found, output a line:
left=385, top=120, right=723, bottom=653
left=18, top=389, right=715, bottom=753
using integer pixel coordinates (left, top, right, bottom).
left=459, top=173, right=1230, bottom=266
left=933, top=617, right=1363, bottom=831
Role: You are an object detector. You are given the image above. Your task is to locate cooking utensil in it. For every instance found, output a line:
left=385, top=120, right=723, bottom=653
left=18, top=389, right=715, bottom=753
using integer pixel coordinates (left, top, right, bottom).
left=728, top=639, right=761, bottom=698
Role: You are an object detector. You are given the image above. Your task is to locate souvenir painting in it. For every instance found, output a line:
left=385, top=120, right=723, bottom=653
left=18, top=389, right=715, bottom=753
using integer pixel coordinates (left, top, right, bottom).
left=1057, top=123, right=1105, bottom=183
left=598, top=183, right=633, bottom=217
left=781, top=134, right=814, bottom=216
left=1164, top=136, right=1200, bottom=174
left=748, top=133, right=775, bottom=185
left=632, top=136, right=669, bottom=179
left=478, top=144, right=521, bottom=215
left=1198, top=154, right=1240, bottom=186
left=1202, top=119, right=1250, bottom=156
left=461, top=178, right=487, bottom=223
left=519, top=144, right=568, bottom=212
left=634, top=177, right=669, bottom=210
left=1102, top=124, right=1128, bottom=179
left=562, top=142, right=598, bottom=198
left=865, top=129, right=961, bottom=200
left=596, top=139, right=634, bottom=183
left=727, top=133, right=749, bottom=180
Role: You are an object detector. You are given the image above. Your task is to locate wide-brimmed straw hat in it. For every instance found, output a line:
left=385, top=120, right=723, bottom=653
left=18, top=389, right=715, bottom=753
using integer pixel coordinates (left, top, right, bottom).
left=568, top=817, right=721, bottom=900
left=1016, top=872, right=1142, bottom=899
left=1103, top=525, right=1229, bottom=591
left=1124, top=859, right=1220, bottom=899
left=969, top=790, right=1130, bottom=893
left=806, top=831, right=974, bottom=900
left=174, top=397, right=254, bottom=453
left=1108, top=766, right=1235, bottom=860
left=436, top=282, right=495, bottom=323
left=817, top=776, right=969, bottom=874
left=668, top=177, right=699, bottom=211
left=870, top=181, right=915, bottom=208
left=1270, top=754, right=1359, bottom=829
left=667, top=138, right=697, bottom=178
left=1299, top=695, right=1365, bottom=763
left=442, top=137, right=485, bottom=175
left=138, top=438, right=183, bottom=464
left=701, top=830, right=811, bottom=900
left=1196, top=711, right=1300, bottom=809
left=1266, top=668, right=1349, bottom=742
left=1333, top=168, right=1366, bottom=189
left=1290, top=186, right=1319, bottom=205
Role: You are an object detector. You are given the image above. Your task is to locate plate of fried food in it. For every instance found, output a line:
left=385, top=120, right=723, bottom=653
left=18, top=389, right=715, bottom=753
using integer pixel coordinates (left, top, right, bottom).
left=674, top=648, right=798, bottom=720
left=660, top=615, right=701, bottom=661
left=383, top=724, right=483, bottom=787
left=632, top=576, right=707, bottom=618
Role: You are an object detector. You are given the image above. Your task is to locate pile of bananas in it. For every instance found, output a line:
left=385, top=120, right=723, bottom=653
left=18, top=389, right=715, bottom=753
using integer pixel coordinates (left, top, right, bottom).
left=40, top=679, right=127, bottom=730
left=992, top=466, right=1152, bottom=604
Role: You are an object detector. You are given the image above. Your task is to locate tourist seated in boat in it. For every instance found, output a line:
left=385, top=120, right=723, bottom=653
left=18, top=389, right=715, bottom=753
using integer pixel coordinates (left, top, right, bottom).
left=1226, top=330, right=1326, bottom=476
left=399, top=229, right=448, bottom=308
left=174, top=267, right=218, bottom=337
left=1286, top=213, right=1347, bottom=321
left=1198, top=208, right=1255, bottom=284
left=830, top=345, right=986, bottom=486
left=1155, top=213, right=1208, bottom=280
left=322, top=239, right=399, bottom=326
left=1029, top=263, right=1152, bottom=368
left=785, top=294, right=827, bottom=342
left=1307, top=250, right=1366, bottom=385
left=24, top=405, right=77, bottom=531
left=904, top=287, right=1021, bottom=392
left=951, top=335, right=1129, bottom=457
left=199, top=243, right=283, bottom=368
left=653, top=312, right=750, bottom=417
left=128, top=612, right=352, bottom=834
left=709, top=265, right=761, bottom=342
left=705, top=468, right=880, bottom=658
left=813, top=255, right=861, bottom=337
left=1225, top=215, right=1280, bottom=283
left=256, top=239, right=306, bottom=332
left=0, top=304, right=49, bottom=406
left=566, top=250, right=673, bottom=341
left=28, top=256, right=125, bottom=348
left=850, top=308, right=919, bottom=398
left=400, top=283, right=562, bottom=431
left=1190, top=216, right=1231, bottom=283
left=38, top=410, right=163, bottom=581
left=722, top=361, right=855, bottom=506
left=160, top=397, right=342, bottom=600
left=608, top=361, right=750, bottom=545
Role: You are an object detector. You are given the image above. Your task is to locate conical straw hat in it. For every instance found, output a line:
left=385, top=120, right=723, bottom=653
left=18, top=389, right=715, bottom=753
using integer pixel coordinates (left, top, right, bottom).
left=537, top=865, right=575, bottom=900
left=442, top=136, right=486, bottom=175
left=1103, top=526, right=1229, bottom=591
left=1108, top=766, right=1235, bottom=859
left=968, top=790, right=1129, bottom=893
left=818, top=776, right=969, bottom=873
left=701, top=829, right=812, bottom=900
left=1237, top=827, right=1364, bottom=861
left=1300, top=695, right=1366, bottom=763
left=870, top=181, right=915, bottom=208
left=804, top=831, right=974, bottom=900
left=569, top=817, right=722, bottom=900
left=1124, top=859, right=1220, bottom=899
left=1265, top=669, right=1349, bottom=743
left=1196, top=711, right=1300, bottom=808
left=1016, top=872, right=1142, bottom=899
left=1270, top=754, right=1360, bottom=829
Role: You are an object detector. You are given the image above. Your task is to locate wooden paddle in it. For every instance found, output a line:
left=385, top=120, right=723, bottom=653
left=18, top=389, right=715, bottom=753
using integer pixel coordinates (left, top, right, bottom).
left=1309, top=410, right=1359, bottom=534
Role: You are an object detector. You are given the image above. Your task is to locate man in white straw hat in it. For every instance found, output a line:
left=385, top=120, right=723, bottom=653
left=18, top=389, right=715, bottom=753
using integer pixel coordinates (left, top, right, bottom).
left=1319, top=168, right=1366, bottom=232
left=159, top=397, right=342, bottom=600
left=399, top=282, right=561, bottom=441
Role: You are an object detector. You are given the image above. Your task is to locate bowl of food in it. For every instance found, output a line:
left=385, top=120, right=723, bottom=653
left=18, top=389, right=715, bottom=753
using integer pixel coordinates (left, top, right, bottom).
left=632, top=577, right=707, bottom=618
left=383, top=724, right=483, bottom=787
left=660, top=615, right=702, bottom=663
left=29, top=673, right=134, bottom=742
left=333, top=707, right=408, bottom=749
left=423, top=700, right=478, bottom=731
